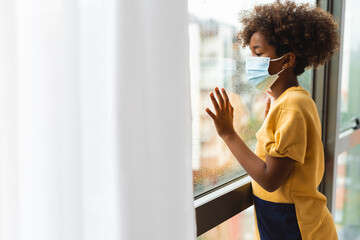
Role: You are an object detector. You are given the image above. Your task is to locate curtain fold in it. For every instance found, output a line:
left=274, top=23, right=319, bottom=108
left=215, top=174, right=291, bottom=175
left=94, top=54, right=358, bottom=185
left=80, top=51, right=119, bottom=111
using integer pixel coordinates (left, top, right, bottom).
left=0, top=0, right=195, bottom=239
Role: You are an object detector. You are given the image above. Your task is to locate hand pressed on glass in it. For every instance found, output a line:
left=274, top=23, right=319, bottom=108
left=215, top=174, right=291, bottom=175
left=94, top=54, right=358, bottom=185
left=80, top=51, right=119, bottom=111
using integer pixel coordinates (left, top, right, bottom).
left=206, top=87, right=236, bottom=140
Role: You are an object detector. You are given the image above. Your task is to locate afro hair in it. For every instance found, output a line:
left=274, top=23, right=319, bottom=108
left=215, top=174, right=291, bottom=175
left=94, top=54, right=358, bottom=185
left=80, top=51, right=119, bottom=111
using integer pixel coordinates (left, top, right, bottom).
left=237, top=0, right=340, bottom=75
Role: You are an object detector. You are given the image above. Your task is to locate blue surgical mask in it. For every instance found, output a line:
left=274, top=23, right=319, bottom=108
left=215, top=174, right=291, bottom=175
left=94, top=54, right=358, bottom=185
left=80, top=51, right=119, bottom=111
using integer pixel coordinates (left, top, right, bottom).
left=245, top=55, right=285, bottom=91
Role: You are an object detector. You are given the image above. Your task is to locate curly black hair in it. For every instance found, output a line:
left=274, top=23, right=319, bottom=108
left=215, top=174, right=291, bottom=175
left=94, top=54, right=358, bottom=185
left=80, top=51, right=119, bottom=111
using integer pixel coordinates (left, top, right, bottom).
left=237, top=0, right=340, bottom=76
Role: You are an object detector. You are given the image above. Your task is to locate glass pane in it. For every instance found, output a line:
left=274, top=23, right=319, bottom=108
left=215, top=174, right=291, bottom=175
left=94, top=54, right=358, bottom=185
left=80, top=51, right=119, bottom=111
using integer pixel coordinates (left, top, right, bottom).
left=334, top=144, right=360, bottom=239
left=197, top=206, right=255, bottom=240
left=190, top=0, right=315, bottom=196
left=298, top=68, right=313, bottom=93
left=339, top=0, right=360, bottom=132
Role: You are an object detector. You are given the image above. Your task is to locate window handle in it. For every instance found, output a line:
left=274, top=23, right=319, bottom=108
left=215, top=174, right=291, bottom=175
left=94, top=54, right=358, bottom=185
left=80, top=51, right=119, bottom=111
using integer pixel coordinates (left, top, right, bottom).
left=351, top=117, right=360, bottom=130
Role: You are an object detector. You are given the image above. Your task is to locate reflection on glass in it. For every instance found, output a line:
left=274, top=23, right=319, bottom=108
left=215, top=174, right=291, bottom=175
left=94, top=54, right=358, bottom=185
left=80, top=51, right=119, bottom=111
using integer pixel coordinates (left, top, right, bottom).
left=197, top=206, right=255, bottom=240
left=339, top=0, right=360, bottom=132
left=190, top=0, right=315, bottom=197
left=334, top=145, right=360, bottom=239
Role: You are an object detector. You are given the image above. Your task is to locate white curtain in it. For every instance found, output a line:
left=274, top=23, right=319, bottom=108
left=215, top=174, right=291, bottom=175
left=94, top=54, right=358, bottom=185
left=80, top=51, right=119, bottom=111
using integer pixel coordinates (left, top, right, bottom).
left=0, top=0, right=196, bottom=239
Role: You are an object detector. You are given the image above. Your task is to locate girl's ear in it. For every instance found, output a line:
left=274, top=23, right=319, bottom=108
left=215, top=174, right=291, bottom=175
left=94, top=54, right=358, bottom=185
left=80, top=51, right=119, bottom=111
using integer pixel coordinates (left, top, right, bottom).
left=283, top=52, right=296, bottom=69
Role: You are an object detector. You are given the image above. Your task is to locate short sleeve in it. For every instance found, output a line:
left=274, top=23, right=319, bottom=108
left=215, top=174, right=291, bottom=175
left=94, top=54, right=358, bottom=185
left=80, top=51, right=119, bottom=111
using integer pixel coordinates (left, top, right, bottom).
left=264, top=110, right=307, bottom=164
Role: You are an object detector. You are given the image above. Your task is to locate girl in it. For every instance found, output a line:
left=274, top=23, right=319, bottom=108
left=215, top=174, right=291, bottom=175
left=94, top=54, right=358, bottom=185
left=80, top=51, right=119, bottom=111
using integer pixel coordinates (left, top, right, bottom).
left=206, top=1, right=339, bottom=239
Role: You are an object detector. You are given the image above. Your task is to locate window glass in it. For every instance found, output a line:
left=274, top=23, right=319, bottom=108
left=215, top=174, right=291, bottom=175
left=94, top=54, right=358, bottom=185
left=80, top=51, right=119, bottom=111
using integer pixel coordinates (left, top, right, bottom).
left=298, top=68, right=313, bottom=94
left=334, top=144, right=360, bottom=239
left=339, top=0, right=360, bottom=132
left=190, top=0, right=315, bottom=196
left=197, top=206, right=255, bottom=240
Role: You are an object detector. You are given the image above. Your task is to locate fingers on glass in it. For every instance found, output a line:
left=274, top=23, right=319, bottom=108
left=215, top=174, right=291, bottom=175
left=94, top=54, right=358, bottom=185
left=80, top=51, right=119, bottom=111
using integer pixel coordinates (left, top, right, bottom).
left=206, top=108, right=216, bottom=119
left=266, top=90, right=274, bottom=98
left=266, top=98, right=271, bottom=105
left=210, top=92, right=220, bottom=114
left=209, top=87, right=233, bottom=115
left=221, top=88, right=229, bottom=102
left=221, top=88, right=233, bottom=111
left=215, top=87, right=224, bottom=108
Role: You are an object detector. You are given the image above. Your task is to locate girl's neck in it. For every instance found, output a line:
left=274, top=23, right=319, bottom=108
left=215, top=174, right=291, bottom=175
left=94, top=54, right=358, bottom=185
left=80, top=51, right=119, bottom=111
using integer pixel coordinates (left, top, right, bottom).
left=270, top=71, right=299, bottom=99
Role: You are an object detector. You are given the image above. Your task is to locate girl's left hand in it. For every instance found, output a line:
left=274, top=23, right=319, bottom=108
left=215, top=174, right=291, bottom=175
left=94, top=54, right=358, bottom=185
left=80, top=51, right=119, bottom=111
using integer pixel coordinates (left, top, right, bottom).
left=206, top=87, right=236, bottom=139
left=264, top=90, right=274, bottom=118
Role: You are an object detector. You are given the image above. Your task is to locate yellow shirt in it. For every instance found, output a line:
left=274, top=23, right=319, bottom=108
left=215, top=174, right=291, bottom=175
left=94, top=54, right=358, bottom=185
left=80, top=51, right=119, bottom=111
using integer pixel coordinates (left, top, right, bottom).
left=253, top=86, right=337, bottom=240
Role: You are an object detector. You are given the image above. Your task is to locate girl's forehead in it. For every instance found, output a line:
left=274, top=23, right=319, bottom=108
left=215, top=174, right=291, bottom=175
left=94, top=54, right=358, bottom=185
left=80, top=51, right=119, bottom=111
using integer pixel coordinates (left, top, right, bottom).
left=250, top=32, right=269, bottom=48
left=249, top=32, right=273, bottom=50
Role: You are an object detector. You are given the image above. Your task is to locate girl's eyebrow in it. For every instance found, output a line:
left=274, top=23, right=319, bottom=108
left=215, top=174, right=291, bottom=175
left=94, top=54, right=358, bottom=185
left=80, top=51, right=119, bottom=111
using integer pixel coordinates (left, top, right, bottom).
left=252, top=45, right=261, bottom=50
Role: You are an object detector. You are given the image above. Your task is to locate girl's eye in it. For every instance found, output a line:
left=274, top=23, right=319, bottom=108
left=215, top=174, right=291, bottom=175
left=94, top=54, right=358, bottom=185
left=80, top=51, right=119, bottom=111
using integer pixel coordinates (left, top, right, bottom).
left=256, top=53, right=262, bottom=56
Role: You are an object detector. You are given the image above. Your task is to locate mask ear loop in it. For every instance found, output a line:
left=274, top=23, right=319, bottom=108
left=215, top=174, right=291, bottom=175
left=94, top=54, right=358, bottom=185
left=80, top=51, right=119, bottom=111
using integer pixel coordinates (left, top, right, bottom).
left=269, top=54, right=287, bottom=76
left=270, top=54, right=286, bottom=62
left=276, top=67, right=286, bottom=76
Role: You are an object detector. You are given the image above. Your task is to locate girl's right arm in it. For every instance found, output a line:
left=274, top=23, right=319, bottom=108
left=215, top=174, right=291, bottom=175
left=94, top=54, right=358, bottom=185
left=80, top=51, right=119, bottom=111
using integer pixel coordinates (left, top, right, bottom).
left=206, top=87, right=294, bottom=192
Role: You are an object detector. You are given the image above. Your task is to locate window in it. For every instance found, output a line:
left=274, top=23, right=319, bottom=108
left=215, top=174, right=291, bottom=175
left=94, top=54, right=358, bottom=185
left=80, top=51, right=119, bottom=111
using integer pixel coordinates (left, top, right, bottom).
left=334, top=145, right=360, bottom=238
left=189, top=0, right=315, bottom=197
left=339, top=0, right=360, bottom=132
left=332, top=0, right=360, bottom=238
left=189, top=1, right=262, bottom=197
